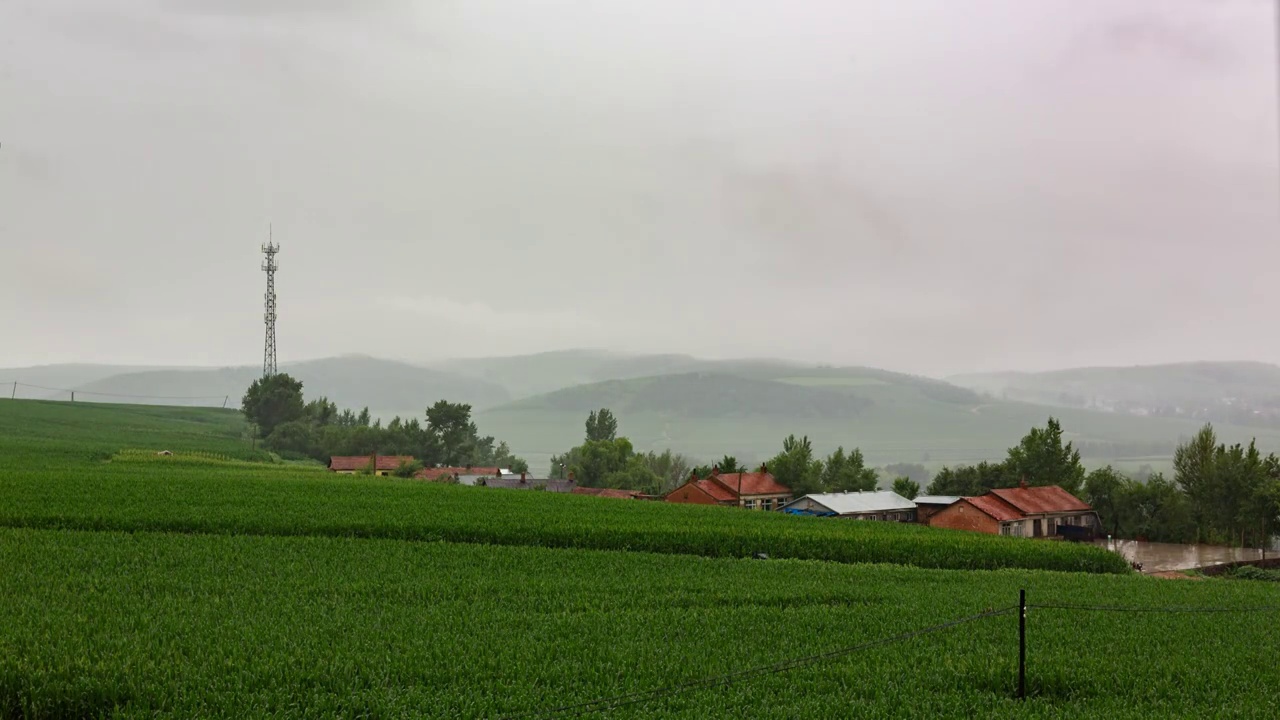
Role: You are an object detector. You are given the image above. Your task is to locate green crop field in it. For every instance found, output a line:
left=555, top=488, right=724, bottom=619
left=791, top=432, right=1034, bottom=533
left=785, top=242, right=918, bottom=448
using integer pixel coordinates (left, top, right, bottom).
left=2, top=398, right=1279, bottom=718
left=2, top=529, right=1278, bottom=719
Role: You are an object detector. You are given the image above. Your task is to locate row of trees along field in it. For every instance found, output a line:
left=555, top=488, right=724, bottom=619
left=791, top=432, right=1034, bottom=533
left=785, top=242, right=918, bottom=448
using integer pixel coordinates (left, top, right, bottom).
left=548, top=410, right=1280, bottom=547
left=924, top=418, right=1280, bottom=547
left=241, top=373, right=528, bottom=474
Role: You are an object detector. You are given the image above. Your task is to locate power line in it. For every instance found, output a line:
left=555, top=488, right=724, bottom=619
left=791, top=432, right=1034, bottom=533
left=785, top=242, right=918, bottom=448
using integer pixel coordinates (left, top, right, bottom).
left=500, top=606, right=1016, bottom=719
left=1030, top=602, right=1280, bottom=614
left=6, top=382, right=229, bottom=401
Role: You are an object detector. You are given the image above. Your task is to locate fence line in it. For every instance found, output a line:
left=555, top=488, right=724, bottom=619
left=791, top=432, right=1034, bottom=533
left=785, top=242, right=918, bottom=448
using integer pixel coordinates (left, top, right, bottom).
left=504, top=591, right=1280, bottom=718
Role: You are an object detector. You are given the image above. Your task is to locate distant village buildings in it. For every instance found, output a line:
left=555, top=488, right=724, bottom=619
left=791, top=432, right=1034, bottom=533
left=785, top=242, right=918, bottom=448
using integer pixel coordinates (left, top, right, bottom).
left=326, top=454, right=1097, bottom=540
left=663, top=465, right=793, bottom=510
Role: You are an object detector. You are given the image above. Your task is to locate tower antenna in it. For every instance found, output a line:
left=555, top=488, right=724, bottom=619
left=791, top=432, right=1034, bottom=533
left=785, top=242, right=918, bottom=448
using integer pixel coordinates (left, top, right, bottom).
left=261, top=225, right=280, bottom=378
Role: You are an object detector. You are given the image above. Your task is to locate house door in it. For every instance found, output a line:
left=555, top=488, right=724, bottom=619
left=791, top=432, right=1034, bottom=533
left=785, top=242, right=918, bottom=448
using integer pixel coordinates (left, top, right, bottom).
left=1033, top=519, right=1043, bottom=537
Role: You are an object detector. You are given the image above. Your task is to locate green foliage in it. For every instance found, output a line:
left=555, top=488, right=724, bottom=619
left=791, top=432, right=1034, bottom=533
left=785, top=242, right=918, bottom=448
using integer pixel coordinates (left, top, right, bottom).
left=1085, top=468, right=1197, bottom=543
left=821, top=446, right=879, bottom=493
left=892, top=477, right=921, bottom=500
left=767, top=435, right=823, bottom=496
left=393, top=458, right=425, bottom=479
left=585, top=408, right=618, bottom=443
left=1173, top=424, right=1280, bottom=546
left=241, top=373, right=305, bottom=438
left=1230, top=565, right=1280, bottom=582
left=639, top=450, right=694, bottom=494
left=926, top=461, right=1008, bottom=497
left=1004, top=417, right=1085, bottom=496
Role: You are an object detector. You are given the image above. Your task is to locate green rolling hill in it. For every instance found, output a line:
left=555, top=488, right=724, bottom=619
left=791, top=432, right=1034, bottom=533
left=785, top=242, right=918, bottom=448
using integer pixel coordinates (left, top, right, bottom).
left=476, top=367, right=1280, bottom=476
left=41, top=356, right=510, bottom=419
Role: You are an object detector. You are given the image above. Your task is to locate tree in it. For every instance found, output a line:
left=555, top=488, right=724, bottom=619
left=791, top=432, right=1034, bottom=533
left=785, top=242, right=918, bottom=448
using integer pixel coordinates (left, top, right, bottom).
left=892, top=477, right=920, bottom=500
left=426, top=400, right=477, bottom=466
left=717, top=455, right=743, bottom=474
left=585, top=409, right=618, bottom=443
left=926, top=461, right=1007, bottom=497
left=821, top=446, right=879, bottom=493
left=1004, top=417, right=1085, bottom=496
left=640, top=450, right=694, bottom=493
left=241, top=373, right=305, bottom=438
left=393, top=458, right=425, bottom=478
left=1174, top=424, right=1218, bottom=538
left=1083, top=466, right=1128, bottom=535
left=264, top=419, right=317, bottom=458
left=767, top=435, right=823, bottom=496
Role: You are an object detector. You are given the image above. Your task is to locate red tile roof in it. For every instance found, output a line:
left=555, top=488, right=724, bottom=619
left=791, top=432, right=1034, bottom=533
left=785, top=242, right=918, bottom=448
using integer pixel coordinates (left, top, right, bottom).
left=708, top=471, right=791, bottom=497
left=695, top=478, right=738, bottom=502
left=989, top=486, right=1092, bottom=515
left=573, top=487, right=642, bottom=499
left=963, top=495, right=1025, bottom=522
left=329, top=455, right=416, bottom=472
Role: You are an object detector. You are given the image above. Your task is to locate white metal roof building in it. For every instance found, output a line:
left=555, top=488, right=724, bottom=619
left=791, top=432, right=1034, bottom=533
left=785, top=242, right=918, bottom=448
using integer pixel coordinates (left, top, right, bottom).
left=913, top=495, right=961, bottom=506
left=780, top=491, right=917, bottom=520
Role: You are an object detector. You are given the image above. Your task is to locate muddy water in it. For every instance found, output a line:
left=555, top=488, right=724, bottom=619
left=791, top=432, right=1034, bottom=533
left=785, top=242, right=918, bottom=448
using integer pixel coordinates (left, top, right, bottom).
left=1093, top=538, right=1277, bottom=572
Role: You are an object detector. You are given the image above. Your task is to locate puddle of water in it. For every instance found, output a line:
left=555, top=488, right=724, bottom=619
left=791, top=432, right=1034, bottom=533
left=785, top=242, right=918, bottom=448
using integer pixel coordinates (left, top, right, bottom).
left=1093, top=538, right=1277, bottom=572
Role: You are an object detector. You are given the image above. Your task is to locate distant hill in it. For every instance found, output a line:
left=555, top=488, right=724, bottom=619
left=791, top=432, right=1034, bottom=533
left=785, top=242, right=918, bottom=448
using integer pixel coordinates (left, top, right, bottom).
left=477, top=366, right=1280, bottom=476
left=64, top=356, right=510, bottom=418
left=0, top=364, right=180, bottom=399
left=427, top=349, right=810, bottom=400
left=949, top=362, right=1280, bottom=428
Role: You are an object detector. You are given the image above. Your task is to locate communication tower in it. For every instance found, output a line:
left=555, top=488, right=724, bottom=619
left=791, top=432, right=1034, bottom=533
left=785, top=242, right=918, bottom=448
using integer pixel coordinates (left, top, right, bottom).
left=261, top=227, right=280, bottom=377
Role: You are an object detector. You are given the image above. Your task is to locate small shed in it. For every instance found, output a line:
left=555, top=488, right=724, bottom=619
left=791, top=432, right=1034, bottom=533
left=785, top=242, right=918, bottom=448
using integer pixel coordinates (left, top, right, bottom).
left=780, top=491, right=917, bottom=521
left=912, top=495, right=961, bottom=523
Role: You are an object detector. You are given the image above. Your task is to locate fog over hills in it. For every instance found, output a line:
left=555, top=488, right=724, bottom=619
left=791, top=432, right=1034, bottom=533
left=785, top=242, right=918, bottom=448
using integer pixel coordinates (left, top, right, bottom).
left=10, top=352, right=1280, bottom=476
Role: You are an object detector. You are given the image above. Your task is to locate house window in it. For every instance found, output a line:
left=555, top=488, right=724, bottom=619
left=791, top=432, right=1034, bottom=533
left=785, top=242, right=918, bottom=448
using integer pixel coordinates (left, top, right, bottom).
left=744, top=499, right=756, bottom=510
left=1001, top=523, right=1023, bottom=537
left=761, top=499, right=773, bottom=511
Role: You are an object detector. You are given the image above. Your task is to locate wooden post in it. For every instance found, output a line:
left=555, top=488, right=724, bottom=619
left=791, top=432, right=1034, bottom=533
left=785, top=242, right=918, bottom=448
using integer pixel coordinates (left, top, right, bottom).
left=1018, top=589, right=1027, bottom=700
left=10, top=382, right=15, bottom=399
left=70, top=391, right=75, bottom=402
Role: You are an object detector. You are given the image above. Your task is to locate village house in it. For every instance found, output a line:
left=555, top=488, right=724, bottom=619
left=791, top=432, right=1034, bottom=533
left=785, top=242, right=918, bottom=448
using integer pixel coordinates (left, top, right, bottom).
left=663, top=465, right=792, bottom=510
left=483, top=472, right=576, bottom=492
left=780, top=491, right=917, bottom=521
left=927, top=481, right=1098, bottom=539
left=572, top=487, right=649, bottom=500
left=414, top=465, right=507, bottom=485
left=328, top=455, right=416, bottom=476
left=912, top=495, right=961, bottom=524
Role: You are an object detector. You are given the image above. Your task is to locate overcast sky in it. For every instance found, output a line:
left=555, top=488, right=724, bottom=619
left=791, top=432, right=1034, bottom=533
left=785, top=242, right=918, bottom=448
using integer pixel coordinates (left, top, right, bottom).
left=2, top=0, right=1277, bottom=376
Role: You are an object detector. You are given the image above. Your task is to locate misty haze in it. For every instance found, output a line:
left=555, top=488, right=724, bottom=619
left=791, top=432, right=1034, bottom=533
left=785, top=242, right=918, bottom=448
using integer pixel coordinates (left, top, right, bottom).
left=3, top=1, right=1280, bottom=718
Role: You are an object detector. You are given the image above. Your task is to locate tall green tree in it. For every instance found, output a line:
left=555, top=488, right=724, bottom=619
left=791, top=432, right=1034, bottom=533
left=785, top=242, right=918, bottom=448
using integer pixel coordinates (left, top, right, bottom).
left=426, top=400, right=477, bottom=466
left=1083, top=466, right=1128, bottom=535
left=585, top=409, right=618, bottom=443
left=241, top=373, right=305, bottom=438
left=1004, top=417, right=1085, bottom=496
left=926, top=461, right=1007, bottom=497
left=821, top=446, right=879, bottom=492
left=891, top=477, right=921, bottom=500
left=767, top=435, right=823, bottom=496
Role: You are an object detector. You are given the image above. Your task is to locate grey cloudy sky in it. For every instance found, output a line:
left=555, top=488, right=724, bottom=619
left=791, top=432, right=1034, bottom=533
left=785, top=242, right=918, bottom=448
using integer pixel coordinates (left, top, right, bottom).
left=1, top=0, right=1277, bottom=376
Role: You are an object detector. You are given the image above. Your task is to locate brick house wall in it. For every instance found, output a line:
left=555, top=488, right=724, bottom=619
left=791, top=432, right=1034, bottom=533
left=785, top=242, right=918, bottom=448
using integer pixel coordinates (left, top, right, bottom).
left=927, top=501, right=1000, bottom=534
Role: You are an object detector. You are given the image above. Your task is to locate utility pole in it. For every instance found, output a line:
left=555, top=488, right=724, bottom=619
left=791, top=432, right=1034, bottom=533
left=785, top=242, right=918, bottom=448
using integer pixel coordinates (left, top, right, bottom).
left=261, top=225, right=280, bottom=378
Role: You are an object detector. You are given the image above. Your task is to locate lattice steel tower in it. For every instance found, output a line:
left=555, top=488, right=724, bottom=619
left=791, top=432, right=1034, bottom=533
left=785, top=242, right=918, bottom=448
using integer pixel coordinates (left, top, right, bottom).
left=261, top=228, right=280, bottom=377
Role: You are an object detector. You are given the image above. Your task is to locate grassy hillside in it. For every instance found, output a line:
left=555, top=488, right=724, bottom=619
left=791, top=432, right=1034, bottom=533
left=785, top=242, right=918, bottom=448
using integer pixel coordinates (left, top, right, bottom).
left=428, top=349, right=808, bottom=400
left=61, top=355, right=510, bottom=417
left=477, top=371, right=1280, bottom=475
left=950, top=361, right=1280, bottom=427
left=0, top=399, right=254, bottom=462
